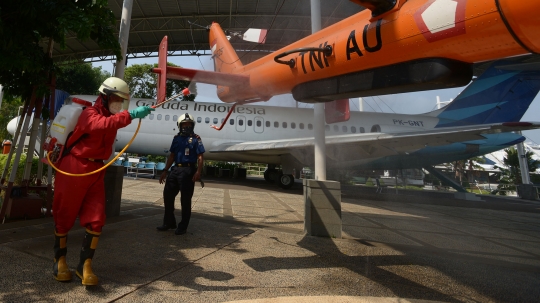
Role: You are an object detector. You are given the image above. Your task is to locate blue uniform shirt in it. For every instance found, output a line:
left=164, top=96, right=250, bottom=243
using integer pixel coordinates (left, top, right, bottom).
left=169, top=133, right=205, bottom=164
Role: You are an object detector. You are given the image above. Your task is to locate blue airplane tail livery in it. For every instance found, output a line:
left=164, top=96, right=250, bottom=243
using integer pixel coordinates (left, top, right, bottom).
left=433, top=57, right=540, bottom=127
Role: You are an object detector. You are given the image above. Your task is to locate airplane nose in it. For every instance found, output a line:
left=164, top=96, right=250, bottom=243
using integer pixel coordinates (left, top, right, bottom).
left=497, top=0, right=540, bottom=53
left=7, top=116, right=19, bottom=136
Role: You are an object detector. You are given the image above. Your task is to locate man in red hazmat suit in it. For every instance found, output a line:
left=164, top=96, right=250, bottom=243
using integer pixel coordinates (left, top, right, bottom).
left=52, top=77, right=154, bottom=286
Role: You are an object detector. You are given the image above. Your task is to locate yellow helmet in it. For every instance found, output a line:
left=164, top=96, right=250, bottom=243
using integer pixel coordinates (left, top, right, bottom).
left=99, top=77, right=130, bottom=100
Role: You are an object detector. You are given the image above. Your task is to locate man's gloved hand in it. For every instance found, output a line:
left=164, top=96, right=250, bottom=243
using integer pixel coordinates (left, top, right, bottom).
left=129, top=106, right=155, bottom=119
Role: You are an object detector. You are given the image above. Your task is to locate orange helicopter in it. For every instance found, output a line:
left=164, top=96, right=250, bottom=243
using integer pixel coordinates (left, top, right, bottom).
left=152, top=0, right=539, bottom=106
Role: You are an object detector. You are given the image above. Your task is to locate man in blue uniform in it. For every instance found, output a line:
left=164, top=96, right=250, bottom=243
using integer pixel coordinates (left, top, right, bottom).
left=158, top=113, right=205, bottom=235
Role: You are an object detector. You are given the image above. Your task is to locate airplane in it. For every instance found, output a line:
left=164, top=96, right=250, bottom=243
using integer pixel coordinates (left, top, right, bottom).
left=9, top=57, right=540, bottom=189
left=151, top=0, right=540, bottom=106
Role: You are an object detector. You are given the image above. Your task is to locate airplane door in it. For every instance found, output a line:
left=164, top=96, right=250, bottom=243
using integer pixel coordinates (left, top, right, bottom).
left=236, top=115, right=246, bottom=132
left=254, top=116, right=264, bottom=133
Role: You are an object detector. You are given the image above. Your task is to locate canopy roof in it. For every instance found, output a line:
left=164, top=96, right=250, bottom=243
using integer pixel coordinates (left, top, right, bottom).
left=51, top=0, right=539, bottom=75
left=53, top=0, right=364, bottom=65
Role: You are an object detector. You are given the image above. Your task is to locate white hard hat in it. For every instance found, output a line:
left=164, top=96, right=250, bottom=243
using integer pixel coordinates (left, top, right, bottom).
left=99, top=77, right=130, bottom=100
left=177, top=113, right=195, bottom=128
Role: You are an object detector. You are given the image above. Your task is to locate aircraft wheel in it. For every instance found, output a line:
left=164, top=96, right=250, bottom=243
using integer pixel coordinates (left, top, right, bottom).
left=279, top=174, right=294, bottom=189
left=264, top=169, right=280, bottom=183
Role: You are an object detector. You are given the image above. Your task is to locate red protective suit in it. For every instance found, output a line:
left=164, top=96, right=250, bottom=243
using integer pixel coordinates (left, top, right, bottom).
left=53, top=96, right=132, bottom=234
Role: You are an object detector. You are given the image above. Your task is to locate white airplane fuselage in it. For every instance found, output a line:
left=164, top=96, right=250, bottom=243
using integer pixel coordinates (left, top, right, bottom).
left=119, top=98, right=435, bottom=162
left=5, top=95, right=528, bottom=173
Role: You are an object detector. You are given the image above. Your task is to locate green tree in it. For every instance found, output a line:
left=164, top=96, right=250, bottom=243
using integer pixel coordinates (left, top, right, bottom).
left=55, top=62, right=111, bottom=95
left=496, top=147, right=540, bottom=195
left=124, top=63, right=196, bottom=101
left=0, top=0, right=121, bottom=100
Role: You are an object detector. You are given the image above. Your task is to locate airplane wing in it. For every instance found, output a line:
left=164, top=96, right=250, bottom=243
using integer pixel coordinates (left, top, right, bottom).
left=165, top=66, right=249, bottom=87
left=208, top=122, right=540, bottom=159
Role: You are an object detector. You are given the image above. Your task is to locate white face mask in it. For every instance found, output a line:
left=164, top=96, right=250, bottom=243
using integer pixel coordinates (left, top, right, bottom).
left=109, top=101, right=123, bottom=114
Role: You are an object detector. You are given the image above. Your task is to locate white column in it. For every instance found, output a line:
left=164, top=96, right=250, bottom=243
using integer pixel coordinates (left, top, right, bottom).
left=114, top=0, right=133, bottom=79
left=112, top=0, right=133, bottom=161
left=516, top=131, right=531, bottom=184
left=311, top=0, right=326, bottom=181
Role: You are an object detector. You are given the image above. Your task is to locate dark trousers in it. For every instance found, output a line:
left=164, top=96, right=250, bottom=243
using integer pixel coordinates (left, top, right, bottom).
left=163, top=166, right=195, bottom=230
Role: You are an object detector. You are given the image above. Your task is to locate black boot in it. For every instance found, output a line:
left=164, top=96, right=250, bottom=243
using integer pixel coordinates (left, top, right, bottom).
left=174, top=227, right=187, bottom=235
left=75, top=229, right=100, bottom=286
left=53, top=231, right=72, bottom=282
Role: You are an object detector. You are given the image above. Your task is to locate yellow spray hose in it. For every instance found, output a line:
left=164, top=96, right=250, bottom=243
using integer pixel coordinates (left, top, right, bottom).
left=47, top=91, right=188, bottom=177
left=47, top=119, right=142, bottom=176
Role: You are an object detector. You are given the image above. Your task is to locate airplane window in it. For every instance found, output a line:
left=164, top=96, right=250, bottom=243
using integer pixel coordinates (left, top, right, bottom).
left=333, top=125, right=339, bottom=132
left=205, top=117, right=210, bottom=124
left=221, top=118, right=224, bottom=123
left=360, top=127, right=365, bottom=133
left=165, top=115, right=170, bottom=121
left=239, top=119, right=244, bottom=126
left=274, top=121, right=279, bottom=128
left=371, top=124, right=381, bottom=132
left=149, top=114, right=154, bottom=120
left=257, top=120, right=262, bottom=127
left=342, top=126, right=347, bottom=132
left=282, top=122, right=288, bottom=128
left=157, top=114, right=162, bottom=120
left=248, top=120, right=253, bottom=126
left=299, top=123, right=304, bottom=129
left=213, top=118, right=218, bottom=124
left=230, top=119, right=234, bottom=125
left=351, top=126, right=357, bottom=133
left=173, top=115, right=178, bottom=122
left=197, top=117, right=201, bottom=123
left=266, top=121, right=270, bottom=127
left=291, top=122, right=296, bottom=129
left=308, top=124, right=313, bottom=130
left=325, top=125, right=330, bottom=131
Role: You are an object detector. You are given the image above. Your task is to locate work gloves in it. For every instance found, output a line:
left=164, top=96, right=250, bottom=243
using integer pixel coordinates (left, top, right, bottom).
left=129, top=106, right=155, bottom=119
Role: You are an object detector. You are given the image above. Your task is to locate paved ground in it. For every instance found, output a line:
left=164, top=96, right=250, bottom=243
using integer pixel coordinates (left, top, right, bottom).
left=1, top=176, right=539, bottom=302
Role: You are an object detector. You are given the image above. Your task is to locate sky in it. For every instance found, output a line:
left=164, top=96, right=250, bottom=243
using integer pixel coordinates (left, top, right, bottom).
left=93, top=54, right=540, bottom=145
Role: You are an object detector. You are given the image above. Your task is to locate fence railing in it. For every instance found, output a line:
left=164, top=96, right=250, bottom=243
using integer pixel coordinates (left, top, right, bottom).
left=245, top=166, right=265, bottom=176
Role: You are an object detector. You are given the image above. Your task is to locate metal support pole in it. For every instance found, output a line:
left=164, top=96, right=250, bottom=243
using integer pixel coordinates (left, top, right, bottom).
left=1, top=102, right=29, bottom=183
left=516, top=131, right=531, bottom=184
left=23, top=101, right=43, bottom=182
left=37, top=116, right=47, bottom=186
left=311, top=0, right=326, bottom=181
left=0, top=90, right=36, bottom=222
left=8, top=94, right=35, bottom=185
left=114, top=0, right=133, bottom=79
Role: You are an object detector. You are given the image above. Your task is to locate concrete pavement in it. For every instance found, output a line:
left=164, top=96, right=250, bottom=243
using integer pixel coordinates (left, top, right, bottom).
left=1, top=176, right=539, bottom=302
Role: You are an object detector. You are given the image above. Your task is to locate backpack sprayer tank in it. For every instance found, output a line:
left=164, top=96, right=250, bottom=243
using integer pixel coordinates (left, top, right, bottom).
left=43, top=97, right=92, bottom=164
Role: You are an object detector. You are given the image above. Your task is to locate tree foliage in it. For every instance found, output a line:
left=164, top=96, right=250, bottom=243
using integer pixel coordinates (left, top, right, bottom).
left=496, top=147, right=540, bottom=194
left=55, top=62, right=111, bottom=95
left=0, top=0, right=121, bottom=100
left=124, top=63, right=196, bottom=101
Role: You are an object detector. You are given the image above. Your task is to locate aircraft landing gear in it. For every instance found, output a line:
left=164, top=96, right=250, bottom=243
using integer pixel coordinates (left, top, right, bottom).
left=264, top=165, right=295, bottom=189
left=264, top=167, right=280, bottom=183
left=279, top=174, right=294, bottom=189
